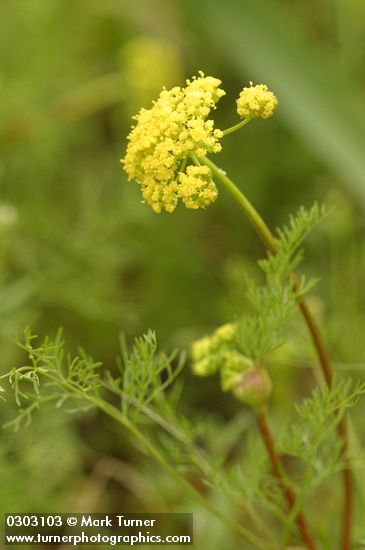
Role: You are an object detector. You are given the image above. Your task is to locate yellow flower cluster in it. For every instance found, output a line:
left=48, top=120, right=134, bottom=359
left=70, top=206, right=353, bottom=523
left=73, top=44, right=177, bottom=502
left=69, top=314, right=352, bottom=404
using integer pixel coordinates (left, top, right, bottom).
left=237, top=82, right=278, bottom=119
left=191, top=322, right=273, bottom=411
left=122, top=72, right=225, bottom=213
left=178, top=166, right=217, bottom=209
left=191, top=323, right=237, bottom=377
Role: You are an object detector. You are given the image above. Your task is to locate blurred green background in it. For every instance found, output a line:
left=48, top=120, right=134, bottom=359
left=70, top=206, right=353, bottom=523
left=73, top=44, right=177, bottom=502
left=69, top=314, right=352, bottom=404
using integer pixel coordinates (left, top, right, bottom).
left=1, top=0, right=365, bottom=547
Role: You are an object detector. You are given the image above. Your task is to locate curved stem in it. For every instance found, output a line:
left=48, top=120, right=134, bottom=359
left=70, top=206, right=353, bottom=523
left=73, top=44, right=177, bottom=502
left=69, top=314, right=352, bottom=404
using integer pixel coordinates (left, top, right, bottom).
left=222, top=117, right=252, bottom=136
left=191, top=154, right=277, bottom=253
left=200, top=155, right=352, bottom=549
left=257, top=413, right=317, bottom=549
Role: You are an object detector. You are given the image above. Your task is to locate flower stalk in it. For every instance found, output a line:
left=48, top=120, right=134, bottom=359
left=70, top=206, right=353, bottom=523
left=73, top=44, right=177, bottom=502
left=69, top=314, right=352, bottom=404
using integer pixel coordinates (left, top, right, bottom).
left=256, top=413, right=317, bottom=550
left=196, top=154, right=352, bottom=550
left=222, top=116, right=252, bottom=136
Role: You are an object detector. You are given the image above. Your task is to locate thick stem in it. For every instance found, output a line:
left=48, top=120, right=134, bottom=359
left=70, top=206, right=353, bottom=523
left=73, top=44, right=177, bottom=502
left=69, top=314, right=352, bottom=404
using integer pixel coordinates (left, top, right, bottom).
left=200, top=155, right=352, bottom=549
left=256, top=413, right=317, bottom=549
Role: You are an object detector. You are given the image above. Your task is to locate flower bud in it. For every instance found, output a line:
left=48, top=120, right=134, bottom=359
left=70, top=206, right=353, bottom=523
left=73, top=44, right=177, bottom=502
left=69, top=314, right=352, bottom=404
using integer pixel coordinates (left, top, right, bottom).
left=231, top=366, right=273, bottom=412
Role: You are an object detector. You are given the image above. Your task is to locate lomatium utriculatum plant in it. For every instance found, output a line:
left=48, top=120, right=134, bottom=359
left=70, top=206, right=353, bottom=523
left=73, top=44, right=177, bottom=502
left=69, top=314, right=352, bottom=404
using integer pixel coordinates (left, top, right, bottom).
left=2, top=73, right=364, bottom=549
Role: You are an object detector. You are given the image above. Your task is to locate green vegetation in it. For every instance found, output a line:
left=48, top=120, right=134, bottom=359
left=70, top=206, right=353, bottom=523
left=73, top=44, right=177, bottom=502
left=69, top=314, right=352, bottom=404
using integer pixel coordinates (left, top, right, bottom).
left=1, top=1, right=365, bottom=548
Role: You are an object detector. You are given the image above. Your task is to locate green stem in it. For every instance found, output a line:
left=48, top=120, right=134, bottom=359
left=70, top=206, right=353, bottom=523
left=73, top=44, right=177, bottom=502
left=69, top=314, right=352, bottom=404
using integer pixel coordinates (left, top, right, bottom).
left=192, top=154, right=277, bottom=253
left=222, top=117, right=252, bottom=136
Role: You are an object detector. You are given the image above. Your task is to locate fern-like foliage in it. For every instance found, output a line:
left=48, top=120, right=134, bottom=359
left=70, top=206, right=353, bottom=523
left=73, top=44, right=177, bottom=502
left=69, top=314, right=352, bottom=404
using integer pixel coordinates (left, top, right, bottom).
left=259, top=202, right=329, bottom=282
left=110, top=330, right=185, bottom=420
left=0, top=327, right=186, bottom=429
left=235, top=203, right=328, bottom=360
left=0, top=328, right=277, bottom=548
left=1, top=325, right=365, bottom=548
left=236, top=279, right=293, bottom=359
left=279, top=378, right=365, bottom=492
left=1, top=327, right=103, bottom=430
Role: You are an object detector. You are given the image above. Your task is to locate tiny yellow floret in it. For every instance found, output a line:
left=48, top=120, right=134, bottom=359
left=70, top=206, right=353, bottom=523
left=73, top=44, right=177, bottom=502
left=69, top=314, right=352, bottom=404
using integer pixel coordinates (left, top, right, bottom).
left=236, top=82, right=278, bottom=120
left=121, top=72, right=225, bottom=213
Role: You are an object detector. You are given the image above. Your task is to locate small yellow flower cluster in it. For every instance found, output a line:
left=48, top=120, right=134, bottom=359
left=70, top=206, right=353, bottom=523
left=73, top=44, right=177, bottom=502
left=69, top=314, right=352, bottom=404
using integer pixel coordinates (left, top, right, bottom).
left=178, top=166, right=217, bottom=209
left=122, top=72, right=225, bottom=213
left=191, top=322, right=273, bottom=411
left=191, top=322, right=238, bottom=377
left=237, top=82, right=278, bottom=120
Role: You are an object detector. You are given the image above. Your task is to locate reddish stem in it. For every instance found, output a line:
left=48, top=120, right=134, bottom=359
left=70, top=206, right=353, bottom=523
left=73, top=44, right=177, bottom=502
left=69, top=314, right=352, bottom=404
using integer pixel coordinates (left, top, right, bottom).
left=298, top=298, right=352, bottom=550
left=256, top=413, right=317, bottom=550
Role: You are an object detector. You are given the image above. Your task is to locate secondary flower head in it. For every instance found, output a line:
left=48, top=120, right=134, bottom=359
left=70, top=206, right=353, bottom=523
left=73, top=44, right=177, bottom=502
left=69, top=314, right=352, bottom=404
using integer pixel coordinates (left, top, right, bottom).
left=191, top=323, right=236, bottom=377
left=237, top=82, right=278, bottom=120
left=191, top=321, right=273, bottom=411
left=122, top=72, right=225, bottom=213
